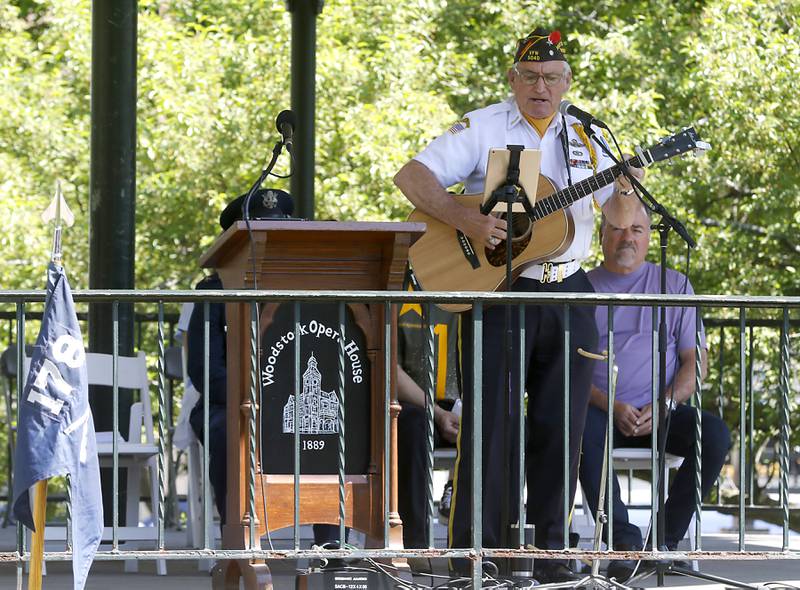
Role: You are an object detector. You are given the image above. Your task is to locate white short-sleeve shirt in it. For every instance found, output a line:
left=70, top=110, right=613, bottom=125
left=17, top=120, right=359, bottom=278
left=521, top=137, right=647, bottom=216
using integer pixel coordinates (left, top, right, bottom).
left=414, top=97, right=616, bottom=271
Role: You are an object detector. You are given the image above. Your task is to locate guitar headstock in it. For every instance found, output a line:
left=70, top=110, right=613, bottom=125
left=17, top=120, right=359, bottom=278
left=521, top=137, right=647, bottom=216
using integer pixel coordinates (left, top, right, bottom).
left=637, top=127, right=711, bottom=167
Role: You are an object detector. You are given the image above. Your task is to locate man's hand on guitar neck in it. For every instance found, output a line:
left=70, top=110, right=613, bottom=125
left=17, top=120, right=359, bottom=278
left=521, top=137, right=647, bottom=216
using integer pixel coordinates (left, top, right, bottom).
left=395, top=159, right=507, bottom=249
left=604, top=153, right=645, bottom=229
left=612, top=153, right=645, bottom=196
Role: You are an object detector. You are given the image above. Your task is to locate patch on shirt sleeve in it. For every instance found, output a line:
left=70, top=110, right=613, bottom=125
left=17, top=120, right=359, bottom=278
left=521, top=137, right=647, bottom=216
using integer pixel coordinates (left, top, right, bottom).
left=448, top=117, right=470, bottom=135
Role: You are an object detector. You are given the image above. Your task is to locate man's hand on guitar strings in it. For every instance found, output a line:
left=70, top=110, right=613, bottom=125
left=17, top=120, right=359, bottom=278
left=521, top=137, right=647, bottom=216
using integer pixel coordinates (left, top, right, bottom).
left=460, top=207, right=507, bottom=250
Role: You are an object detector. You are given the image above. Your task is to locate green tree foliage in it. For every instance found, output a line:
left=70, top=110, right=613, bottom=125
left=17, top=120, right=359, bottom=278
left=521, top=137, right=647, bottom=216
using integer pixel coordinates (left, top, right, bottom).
left=2, top=0, right=797, bottom=295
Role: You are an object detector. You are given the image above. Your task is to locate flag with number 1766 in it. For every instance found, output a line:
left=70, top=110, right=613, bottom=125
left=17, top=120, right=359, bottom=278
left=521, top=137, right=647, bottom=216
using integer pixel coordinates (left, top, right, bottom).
left=13, top=262, right=103, bottom=590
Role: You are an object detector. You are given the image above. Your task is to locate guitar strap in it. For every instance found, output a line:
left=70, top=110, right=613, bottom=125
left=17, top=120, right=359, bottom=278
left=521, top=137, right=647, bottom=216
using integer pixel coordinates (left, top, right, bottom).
left=559, top=115, right=574, bottom=187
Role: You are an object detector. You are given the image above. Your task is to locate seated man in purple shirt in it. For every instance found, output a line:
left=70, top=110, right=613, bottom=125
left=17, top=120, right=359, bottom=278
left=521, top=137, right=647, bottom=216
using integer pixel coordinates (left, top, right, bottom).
left=579, top=203, right=730, bottom=582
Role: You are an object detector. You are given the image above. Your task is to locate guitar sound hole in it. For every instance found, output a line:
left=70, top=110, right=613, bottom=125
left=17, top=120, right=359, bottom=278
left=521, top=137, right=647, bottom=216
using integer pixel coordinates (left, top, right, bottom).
left=485, top=213, right=533, bottom=267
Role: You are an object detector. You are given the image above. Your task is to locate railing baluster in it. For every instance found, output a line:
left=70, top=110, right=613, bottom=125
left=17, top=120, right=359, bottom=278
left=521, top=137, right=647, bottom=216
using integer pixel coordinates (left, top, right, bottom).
left=747, top=324, right=755, bottom=507
left=472, top=302, right=483, bottom=589
left=693, top=307, right=703, bottom=550
left=66, top=474, right=72, bottom=552
left=293, top=302, right=301, bottom=551
left=518, top=303, right=526, bottom=549
left=717, top=326, right=725, bottom=506
left=607, top=304, right=614, bottom=552
left=779, top=308, right=791, bottom=551
left=738, top=307, right=746, bottom=551
left=383, top=301, right=391, bottom=548
left=425, top=302, right=435, bottom=548
left=650, top=305, right=659, bottom=549
left=157, top=302, right=166, bottom=550
left=112, top=300, right=119, bottom=551
left=16, top=302, right=25, bottom=588
left=563, top=303, right=570, bottom=549
left=202, top=301, right=211, bottom=551
left=338, top=302, right=346, bottom=546
left=248, top=301, right=258, bottom=550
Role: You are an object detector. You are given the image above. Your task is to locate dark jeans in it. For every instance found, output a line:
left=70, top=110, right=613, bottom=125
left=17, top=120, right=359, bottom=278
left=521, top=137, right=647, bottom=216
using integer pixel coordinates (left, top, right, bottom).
left=579, top=403, right=731, bottom=548
left=450, top=271, right=598, bottom=558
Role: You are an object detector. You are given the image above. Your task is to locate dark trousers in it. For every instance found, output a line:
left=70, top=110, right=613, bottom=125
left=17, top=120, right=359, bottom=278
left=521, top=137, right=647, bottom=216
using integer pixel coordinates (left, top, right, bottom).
left=449, top=272, right=598, bottom=557
left=190, top=405, right=227, bottom=525
left=579, top=404, right=731, bottom=549
left=397, top=400, right=455, bottom=548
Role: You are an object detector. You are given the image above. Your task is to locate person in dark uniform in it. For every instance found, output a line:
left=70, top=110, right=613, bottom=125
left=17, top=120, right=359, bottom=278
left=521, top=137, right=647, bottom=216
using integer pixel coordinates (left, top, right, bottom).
left=187, top=272, right=228, bottom=525
left=396, top=269, right=461, bottom=560
left=394, top=27, right=643, bottom=582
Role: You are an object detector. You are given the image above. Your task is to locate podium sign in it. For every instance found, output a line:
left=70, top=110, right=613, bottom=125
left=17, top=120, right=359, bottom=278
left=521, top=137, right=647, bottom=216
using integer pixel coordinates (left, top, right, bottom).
left=261, top=303, right=370, bottom=475
left=199, top=220, right=425, bottom=590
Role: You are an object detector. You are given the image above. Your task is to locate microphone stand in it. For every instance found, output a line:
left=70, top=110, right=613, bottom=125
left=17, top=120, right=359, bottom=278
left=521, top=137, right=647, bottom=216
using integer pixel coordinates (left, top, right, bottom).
left=580, top=123, right=695, bottom=585
left=580, top=125, right=756, bottom=590
left=588, top=143, right=761, bottom=590
left=241, top=138, right=286, bottom=290
left=479, top=145, right=535, bottom=576
left=242, top=139, right=285, bottom=227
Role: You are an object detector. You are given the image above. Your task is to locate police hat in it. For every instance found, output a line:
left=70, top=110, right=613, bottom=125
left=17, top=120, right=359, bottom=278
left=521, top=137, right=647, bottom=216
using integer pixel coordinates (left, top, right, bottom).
left=219, top=188, right=294, bottom=231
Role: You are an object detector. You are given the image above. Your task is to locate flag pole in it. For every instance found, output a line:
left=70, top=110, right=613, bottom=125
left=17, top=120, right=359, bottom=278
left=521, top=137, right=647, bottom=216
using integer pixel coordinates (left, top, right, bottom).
left=28, top=480, right=48, bottom=590
left=27, top=181, right=75, bottom=589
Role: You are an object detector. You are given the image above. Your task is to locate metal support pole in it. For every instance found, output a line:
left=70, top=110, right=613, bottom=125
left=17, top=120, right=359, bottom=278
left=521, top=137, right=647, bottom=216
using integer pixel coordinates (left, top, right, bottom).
left=89, top=1, right=137, bottom=525
left=89, top=0, right=137, bottom=364
left=287, top=0, right=324, bottom=219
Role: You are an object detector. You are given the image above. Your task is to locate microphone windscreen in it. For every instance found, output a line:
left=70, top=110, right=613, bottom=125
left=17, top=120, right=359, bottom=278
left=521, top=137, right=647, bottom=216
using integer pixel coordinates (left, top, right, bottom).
left=275, top=110, right=296, bottom=133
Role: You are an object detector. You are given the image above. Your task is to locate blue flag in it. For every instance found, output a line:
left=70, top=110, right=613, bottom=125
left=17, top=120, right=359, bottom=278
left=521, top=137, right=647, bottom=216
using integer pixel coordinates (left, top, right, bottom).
left=13, top=262, right=103, bottom=590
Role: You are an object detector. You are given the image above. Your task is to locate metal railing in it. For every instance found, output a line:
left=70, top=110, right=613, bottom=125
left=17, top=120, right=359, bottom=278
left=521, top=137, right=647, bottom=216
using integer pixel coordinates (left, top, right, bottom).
left=0, top=289, right=798, bottom=588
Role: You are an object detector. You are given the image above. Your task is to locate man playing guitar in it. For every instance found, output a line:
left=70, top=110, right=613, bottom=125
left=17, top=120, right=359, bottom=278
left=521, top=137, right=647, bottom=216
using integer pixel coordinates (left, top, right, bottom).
left=394, top=26, right=643, bottom=583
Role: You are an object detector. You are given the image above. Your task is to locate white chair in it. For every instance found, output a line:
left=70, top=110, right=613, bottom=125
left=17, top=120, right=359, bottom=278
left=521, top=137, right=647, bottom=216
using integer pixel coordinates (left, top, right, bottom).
left=577, top=448, right=697, bottom=568
left=611, top=448, right=697, bottom=566
left=173, top=336, right=216, bottom=571
left=24, top=351, right=166, bottom=575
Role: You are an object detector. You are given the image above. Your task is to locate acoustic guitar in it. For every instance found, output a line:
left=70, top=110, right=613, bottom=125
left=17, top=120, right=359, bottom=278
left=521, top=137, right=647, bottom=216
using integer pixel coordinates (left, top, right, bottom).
left=407, top=128, right=710, bottom=312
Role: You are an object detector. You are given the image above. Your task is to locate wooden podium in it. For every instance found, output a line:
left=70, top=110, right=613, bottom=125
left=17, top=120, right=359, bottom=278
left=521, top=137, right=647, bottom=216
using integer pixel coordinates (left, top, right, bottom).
left=199, top=220, right=425, bottom=590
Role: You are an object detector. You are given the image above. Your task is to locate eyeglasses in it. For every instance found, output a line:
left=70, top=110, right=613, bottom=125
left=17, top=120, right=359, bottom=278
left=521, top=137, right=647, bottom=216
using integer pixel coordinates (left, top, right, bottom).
left=513, top=64, right=565, bottom=87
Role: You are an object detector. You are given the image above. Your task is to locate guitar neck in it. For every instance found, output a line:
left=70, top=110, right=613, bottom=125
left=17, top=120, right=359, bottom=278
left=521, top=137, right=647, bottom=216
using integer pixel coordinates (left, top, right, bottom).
left=530, top=154, right=644, bottom=221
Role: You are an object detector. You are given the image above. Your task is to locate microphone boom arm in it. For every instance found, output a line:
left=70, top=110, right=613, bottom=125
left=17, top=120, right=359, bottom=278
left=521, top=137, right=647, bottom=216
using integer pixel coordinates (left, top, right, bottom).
left=582, top=124, right=696, bottom=249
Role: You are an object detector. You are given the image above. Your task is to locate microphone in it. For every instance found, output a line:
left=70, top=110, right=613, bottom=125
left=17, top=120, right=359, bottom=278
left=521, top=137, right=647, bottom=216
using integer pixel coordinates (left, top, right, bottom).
left=275, top=109, right=296, bottom=152
left=558, top=100, right=607, bottom=130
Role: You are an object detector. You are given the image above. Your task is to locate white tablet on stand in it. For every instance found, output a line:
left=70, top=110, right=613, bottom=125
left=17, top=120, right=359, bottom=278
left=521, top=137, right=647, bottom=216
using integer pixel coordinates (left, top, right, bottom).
left=483, top=148, right=541, bottom=213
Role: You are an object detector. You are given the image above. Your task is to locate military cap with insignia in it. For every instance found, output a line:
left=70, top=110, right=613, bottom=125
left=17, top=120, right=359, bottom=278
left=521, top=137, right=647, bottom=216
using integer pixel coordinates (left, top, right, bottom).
left=514, top=27, right=566, bottom=63
left=219, top=188, right=295, bottom=231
